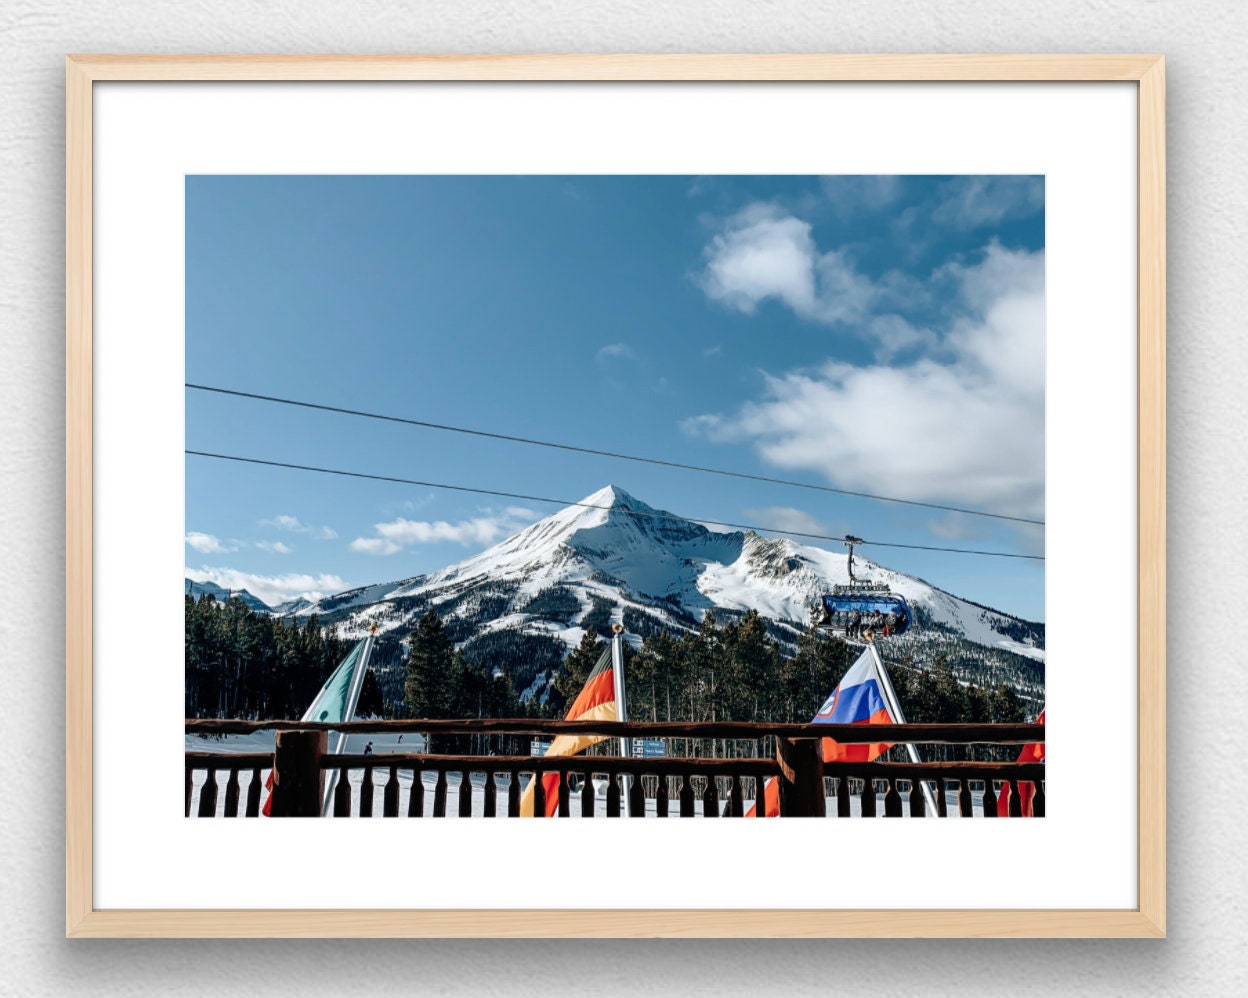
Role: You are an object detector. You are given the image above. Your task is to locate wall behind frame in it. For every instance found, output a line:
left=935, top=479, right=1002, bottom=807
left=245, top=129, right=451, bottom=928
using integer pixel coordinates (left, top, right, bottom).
left=2, top=0, right=1241, bottom=993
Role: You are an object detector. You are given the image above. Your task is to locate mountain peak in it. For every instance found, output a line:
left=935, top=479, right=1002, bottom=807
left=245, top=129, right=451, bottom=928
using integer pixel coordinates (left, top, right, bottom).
left=579, top=484, right=641, bottom=509
left=276, top=486, right=1046, bottom=680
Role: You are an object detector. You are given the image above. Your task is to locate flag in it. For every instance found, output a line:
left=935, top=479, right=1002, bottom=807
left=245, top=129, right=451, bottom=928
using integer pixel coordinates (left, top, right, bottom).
left=744, top=772, right=781, bottom=818
left=997, top=708, right=1045, bottom=817
left=746, top=646, right=900, bottom=816
left=262, top=636, right=371, bottom=816
left=814, top=646, right=899, bottom=763
left=518, top=646, right=618, bottom=817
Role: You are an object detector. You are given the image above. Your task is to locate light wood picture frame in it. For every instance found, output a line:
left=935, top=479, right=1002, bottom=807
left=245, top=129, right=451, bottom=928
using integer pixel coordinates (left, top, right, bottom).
left=66, top=53, right=1165, bottom=938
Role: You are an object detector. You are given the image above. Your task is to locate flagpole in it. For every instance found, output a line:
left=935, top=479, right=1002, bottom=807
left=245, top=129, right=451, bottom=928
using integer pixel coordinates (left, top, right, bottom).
left=869, top=643, right=940, bottom=816
left=610, top=624, right=631, bottom=817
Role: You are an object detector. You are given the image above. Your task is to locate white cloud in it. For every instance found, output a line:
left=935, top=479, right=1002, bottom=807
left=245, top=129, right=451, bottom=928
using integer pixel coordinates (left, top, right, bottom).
left=351, top=507, right=540, bottom=554
left=744, top=506, right=831, bottom=537
left=255, top=540, right=292, bottom=555
left=694, top=520, right=739, bottom=535
left=596, top=343, right=635, bottom=362
left=864, top=314, right=938, bottom=362
left=703, top=344, right=723, bottom=358
left=698, top=203, right=921, bottom=354
left=349, top=537, right=402, bottom=556
left=185, top=567, right=347, bottom=606
left=701, top=204, right=823, bottom=318
left=185, top=532, right=234, bottom=554
left=686, top=243, right=1045, bottom=520
left=931, top=176, right=1044, bottom=229
left=259, top=514, right=338, bottom=540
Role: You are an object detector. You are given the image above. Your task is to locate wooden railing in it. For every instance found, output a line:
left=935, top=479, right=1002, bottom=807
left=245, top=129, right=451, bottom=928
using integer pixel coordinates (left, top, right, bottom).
left=184, top=752, right=272, bottom=818
left=185, top=718, right=1044, bottom=818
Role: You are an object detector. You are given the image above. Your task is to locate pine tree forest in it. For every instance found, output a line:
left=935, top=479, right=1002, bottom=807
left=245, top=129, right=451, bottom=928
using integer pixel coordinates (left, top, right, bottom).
left=187, top=595, right=1030, bottom=761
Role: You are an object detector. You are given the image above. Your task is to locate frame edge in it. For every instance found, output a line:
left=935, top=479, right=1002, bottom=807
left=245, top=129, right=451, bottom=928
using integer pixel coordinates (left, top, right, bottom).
left=66, top=53, right=95, bottom=938
left=1136, top=53, right=1167, bottom=938
left=66, top=52, right=1167, bottom=939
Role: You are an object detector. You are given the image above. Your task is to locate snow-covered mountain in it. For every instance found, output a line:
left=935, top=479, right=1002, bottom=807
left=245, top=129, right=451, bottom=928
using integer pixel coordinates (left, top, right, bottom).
left=185, top=578, right=273, bottom=614
left=278, top=486, right=1044, bottom=692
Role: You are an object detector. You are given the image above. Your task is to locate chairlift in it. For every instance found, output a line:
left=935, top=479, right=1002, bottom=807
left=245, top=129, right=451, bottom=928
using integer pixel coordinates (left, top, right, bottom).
left=814, top=535, right=914, bottom=640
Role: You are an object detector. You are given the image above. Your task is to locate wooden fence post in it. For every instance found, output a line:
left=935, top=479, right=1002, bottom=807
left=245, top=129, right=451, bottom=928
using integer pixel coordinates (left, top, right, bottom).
left=776, top=738, right=825, bottom=817
left=269, top=729, right=326, bottom=817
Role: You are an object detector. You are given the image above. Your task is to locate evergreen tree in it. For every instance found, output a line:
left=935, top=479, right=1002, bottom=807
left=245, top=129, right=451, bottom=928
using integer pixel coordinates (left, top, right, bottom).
left=403, top=610, right=454, bottom=717
left=723, top=610, right=780, bottom=723
left=551, top=626, right=605, bottom=711
left=785, top=624, right=850, bottom=722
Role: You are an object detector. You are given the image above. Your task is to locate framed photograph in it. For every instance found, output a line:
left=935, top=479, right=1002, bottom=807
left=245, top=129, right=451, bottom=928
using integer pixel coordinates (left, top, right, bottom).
left=66, top=54, right=1165, bottom=937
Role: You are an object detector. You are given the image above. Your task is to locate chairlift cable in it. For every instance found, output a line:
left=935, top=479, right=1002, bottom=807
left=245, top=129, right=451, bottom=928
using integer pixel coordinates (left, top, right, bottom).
left=185, top=383, right=1045, bottom=527
left=185, top=449, right=1045, bottom=561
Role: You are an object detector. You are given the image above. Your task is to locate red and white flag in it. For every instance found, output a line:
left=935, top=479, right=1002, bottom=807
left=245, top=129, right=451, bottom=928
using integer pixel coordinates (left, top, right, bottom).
left=997, top=708, right=1045, bottom=817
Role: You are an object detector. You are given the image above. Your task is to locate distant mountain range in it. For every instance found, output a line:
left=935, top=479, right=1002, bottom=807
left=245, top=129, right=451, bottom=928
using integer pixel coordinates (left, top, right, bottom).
left=188, top=485, right=1045, bottom=699
left=184, top=577, right=273, bottom=615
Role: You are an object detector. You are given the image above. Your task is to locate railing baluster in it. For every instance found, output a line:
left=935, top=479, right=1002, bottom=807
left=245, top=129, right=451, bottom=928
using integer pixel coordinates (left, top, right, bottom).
left=223, top=768, right=241, bottom=817
left=246, top=766, right=262, bottom=817
left=860, top=777, right=877, bottom=818
left=982, top=779, right=998, bottom=818
left=197, top=768, right=218, bottom=817
left=183, top=722, right=1044, bottom=824
left=703, top=775, right=719, bottom=817
left=507, top=771, right=519, bottom=817
left=908, top=779, right=926, bottom=817
left=334, top=766, right=352, bottom=816
left=384, top=766, right=400, bottom=817
left=408, top=767, right=424, bottom=817
left=606, top=773, right=620, bottom=817
left=483, top=771, right=497, bottom=818
left=433, top=769, right=447, bottom=817
left=533, top=770, right=547, bottom=818
left=581, top=772, right=595, bottom=817
left=883, top=777, right=902, bottom=817
left=629, top=770, right=645, bottom=817
left=679, top=775, right=695, bottom=817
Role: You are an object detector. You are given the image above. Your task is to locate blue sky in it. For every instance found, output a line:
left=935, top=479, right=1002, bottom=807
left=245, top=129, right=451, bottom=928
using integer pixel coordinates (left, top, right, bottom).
left=186, top=175, right=1045, bottom=619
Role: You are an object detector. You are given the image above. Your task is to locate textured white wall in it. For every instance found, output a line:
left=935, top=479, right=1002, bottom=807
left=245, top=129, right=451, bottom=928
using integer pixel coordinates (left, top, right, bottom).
left=2, top=1, right=1244, bottom=993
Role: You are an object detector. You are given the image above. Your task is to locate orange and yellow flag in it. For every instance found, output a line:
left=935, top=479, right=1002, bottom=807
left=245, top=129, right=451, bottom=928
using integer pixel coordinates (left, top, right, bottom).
left=518, top=647, right=618, bottom=817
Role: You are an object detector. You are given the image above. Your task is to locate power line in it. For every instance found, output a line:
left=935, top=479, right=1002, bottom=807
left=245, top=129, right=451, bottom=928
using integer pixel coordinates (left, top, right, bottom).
left=185, top=449, right=1045, bottom=561
left=185, top=383, right=1045, bottom=527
